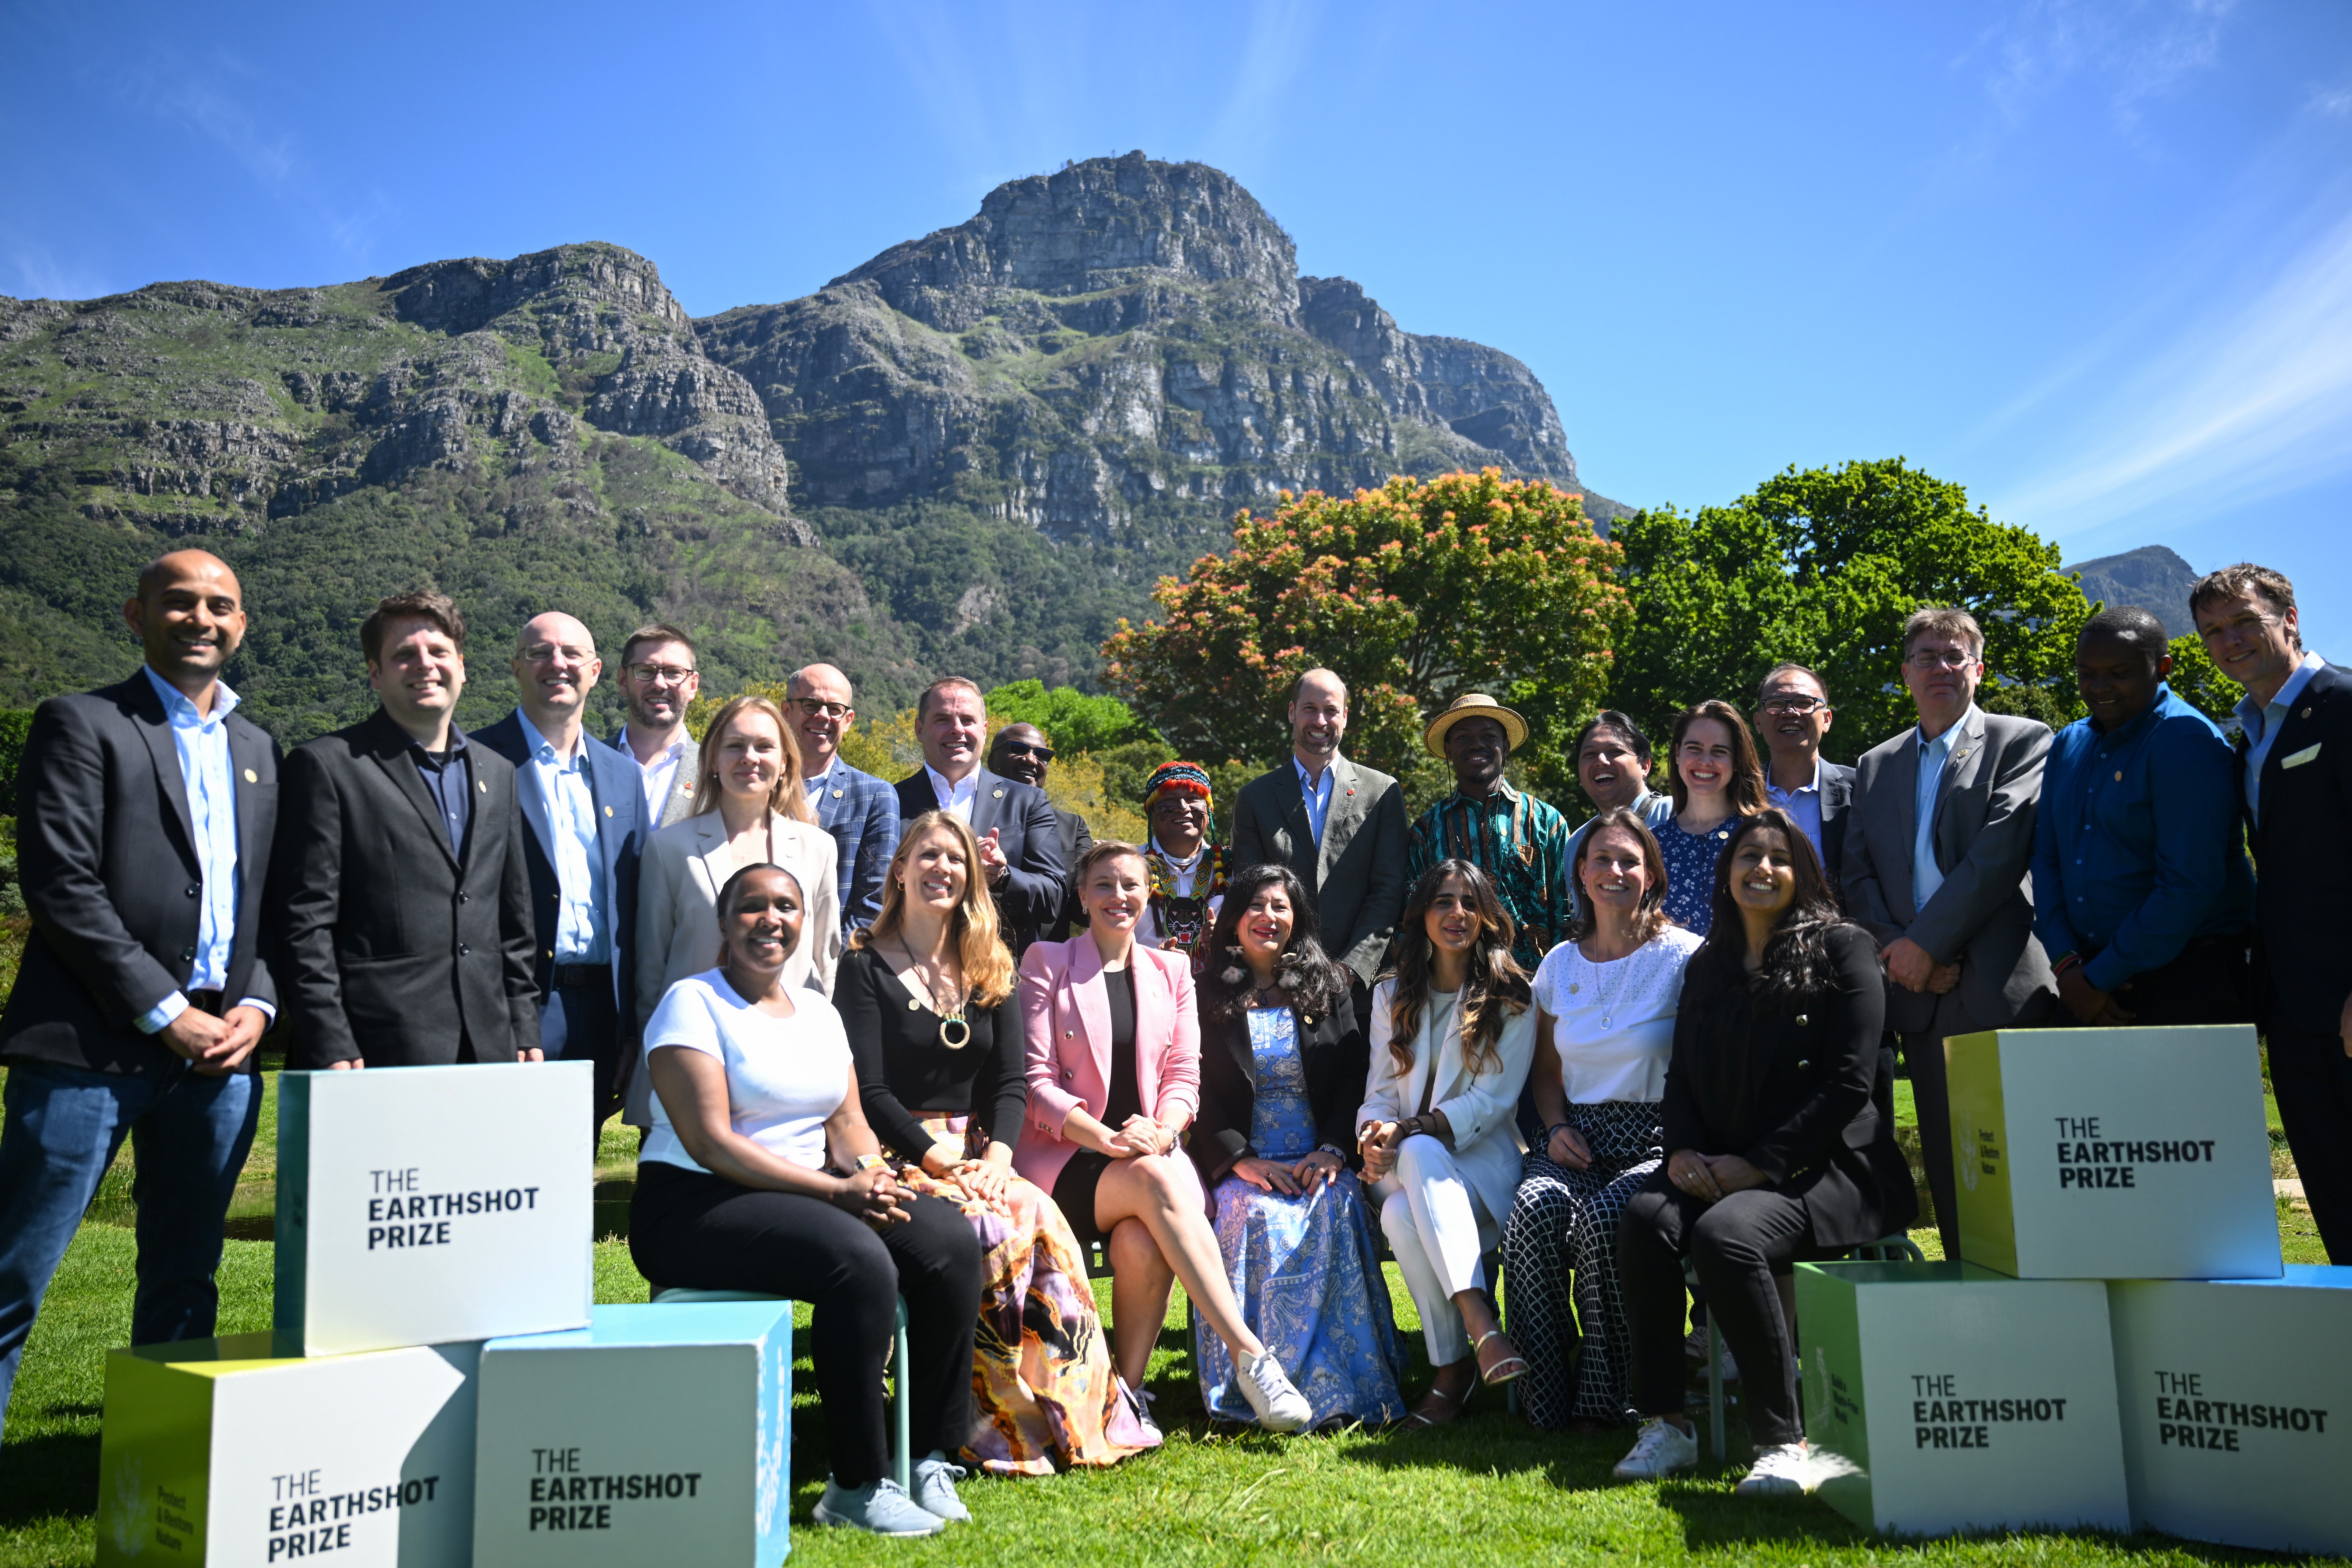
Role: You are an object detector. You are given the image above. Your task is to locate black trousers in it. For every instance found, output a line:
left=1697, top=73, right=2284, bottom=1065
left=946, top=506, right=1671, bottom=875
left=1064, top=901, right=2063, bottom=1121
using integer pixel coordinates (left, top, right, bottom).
left=629, top=1161, right=983, bottom=1488
left=541, top=977, right=626, bottom=1129
left=1620, top=1174, right=1821, bottom=1448
left=2270, top=1024, right=2352, bottom=1263
left=2103, top=934, right=2252, bottom=1026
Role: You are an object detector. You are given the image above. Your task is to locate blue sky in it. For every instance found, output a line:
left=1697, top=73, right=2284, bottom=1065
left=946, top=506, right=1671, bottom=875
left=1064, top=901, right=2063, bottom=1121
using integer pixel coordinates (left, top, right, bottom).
left=6, top=0, right=2349, bottom=656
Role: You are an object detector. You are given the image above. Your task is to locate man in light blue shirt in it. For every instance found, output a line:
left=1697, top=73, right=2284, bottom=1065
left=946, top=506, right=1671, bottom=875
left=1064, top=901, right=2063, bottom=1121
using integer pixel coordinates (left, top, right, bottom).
left=0, top=550, right=280, bottom=1421
left=479, top=612, right=649, bottom=1128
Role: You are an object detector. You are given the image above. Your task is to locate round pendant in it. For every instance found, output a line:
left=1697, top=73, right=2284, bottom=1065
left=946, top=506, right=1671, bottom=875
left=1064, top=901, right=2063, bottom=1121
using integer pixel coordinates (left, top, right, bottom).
left=1601, top=1016, right=1612, bottom=1029
left=939, top=1016, right=972, bottom=1050
left=1568, top=982, right=1579, bottom=994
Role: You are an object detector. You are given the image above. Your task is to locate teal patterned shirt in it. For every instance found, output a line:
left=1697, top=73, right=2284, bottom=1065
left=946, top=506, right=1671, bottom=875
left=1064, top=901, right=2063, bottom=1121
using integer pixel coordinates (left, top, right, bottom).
left=1407, top=781, right=1574, bottom=971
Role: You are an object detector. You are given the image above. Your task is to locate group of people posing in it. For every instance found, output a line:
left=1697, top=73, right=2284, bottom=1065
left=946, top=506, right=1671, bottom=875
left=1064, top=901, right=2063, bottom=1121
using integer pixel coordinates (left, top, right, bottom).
left=3, top=549, right=2345, bottom=1538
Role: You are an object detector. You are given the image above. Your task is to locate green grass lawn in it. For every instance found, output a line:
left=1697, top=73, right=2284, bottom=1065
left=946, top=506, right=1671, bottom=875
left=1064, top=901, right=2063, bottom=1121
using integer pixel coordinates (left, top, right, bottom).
left=0, top=1076, right=2335, bottom=1567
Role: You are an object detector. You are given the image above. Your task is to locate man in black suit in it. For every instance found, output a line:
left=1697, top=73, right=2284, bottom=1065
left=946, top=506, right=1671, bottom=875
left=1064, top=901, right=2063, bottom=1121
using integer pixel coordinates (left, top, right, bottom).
left=893, top=677, right=1067, bottom=955
left=2192, top=563, right=2352, bottom=1260
left=476, top=611, right=647, bottom=1128
left=988, top=721, right=1092, bottom=940
left=0, top=550, right=279, bottom=1419
left=1229, top=668, right=1410, bottom=1019
left=1754, top=663, right=1854, bottom=899
left=269, top=591, right=539, bottom=1068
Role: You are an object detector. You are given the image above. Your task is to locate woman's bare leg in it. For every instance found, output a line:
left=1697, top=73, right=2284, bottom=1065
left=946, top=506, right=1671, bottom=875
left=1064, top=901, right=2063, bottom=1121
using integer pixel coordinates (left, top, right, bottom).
left=1104, top=1217, right=1174, bottom=1387
left=1095, top=1154, right=1268, bottom=1364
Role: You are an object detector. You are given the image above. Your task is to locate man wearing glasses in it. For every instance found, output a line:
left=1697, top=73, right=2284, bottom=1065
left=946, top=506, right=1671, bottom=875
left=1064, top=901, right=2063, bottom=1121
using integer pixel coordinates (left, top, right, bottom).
left=2191, top=563, right=2350, bottom=1262
left=1842, top=606, right=2056, bottom=1258
left=612, top=624, right=702, bottom=828
left=988, top=721, right=1092, bottom=940
left=784, top=663, right=900, bottom=930
left=1752, top=663, right=1854, bottom=901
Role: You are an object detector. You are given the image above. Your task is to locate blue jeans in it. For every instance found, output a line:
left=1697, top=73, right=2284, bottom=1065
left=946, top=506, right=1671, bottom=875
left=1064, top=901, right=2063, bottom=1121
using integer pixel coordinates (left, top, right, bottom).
left=0, top=1057, right=261, bottom=1423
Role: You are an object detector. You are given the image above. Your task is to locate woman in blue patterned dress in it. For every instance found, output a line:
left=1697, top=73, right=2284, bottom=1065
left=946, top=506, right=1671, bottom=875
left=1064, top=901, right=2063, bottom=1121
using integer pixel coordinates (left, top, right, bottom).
left=1651, top=699, right=1768, bottom=936
left=1189, top=864, right=1406, bottom=1429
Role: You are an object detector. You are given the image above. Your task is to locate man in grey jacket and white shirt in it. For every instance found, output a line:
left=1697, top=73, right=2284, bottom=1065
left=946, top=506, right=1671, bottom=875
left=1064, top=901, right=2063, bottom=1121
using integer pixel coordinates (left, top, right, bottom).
left=611, top=623, right=702, bottom=829
left=1841, top=606, right=2056, bottom=1258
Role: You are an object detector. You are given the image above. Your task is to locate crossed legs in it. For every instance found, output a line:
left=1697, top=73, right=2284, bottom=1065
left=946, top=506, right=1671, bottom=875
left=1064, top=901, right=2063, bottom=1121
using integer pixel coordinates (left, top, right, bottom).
left=1092, top=1152, right=1268, bottom=1388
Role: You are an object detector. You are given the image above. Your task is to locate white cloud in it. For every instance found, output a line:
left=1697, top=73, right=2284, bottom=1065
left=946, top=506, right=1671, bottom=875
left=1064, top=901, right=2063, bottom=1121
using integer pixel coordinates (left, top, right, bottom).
left=1, top=239, right=113, bottom=302
left=1974, top=0, right=2240, bottom=135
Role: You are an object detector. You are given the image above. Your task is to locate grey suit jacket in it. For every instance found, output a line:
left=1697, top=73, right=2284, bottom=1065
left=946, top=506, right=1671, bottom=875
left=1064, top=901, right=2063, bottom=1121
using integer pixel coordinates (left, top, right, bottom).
left=1230, top=755, right=1409, bottom=988
left=612, top=725, right=701, bottom=829
left=1842, top=707, right=2056, bottom=1034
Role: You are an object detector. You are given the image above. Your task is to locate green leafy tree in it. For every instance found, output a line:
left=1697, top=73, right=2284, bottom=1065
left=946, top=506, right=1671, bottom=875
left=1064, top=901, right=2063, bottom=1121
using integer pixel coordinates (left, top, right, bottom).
left=1608, top=458, right=2094, bottom=760
left=2161, top=632, right=2245, bottom=731
left=982, top=680, right=1151, bottom=754
left=1102, top=471, right=1628, bottom=793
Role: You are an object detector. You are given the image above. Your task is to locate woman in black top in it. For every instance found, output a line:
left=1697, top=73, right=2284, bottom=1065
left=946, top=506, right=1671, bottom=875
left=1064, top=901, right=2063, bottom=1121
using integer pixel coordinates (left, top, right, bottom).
left=1612, top=808, right=1916, bottom=1495
left=837, top=811, right=1155, bottom=1475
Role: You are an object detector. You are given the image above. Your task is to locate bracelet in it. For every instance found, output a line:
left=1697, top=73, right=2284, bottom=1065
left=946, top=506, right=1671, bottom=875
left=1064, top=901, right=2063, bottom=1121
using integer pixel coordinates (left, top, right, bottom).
left=1317, top=1143, right=1347, bottom=1159
left=854, top=1152, right=890, bottom=1173
left=2052, top=952, right=2083, bottom=978
left=1546, top=1123, right=1573, bottom=1145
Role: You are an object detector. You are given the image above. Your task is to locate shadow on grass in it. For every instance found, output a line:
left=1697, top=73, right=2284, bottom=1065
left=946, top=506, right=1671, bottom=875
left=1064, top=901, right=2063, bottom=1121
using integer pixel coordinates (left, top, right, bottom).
left=0, top=1429, right=99, bottom=1526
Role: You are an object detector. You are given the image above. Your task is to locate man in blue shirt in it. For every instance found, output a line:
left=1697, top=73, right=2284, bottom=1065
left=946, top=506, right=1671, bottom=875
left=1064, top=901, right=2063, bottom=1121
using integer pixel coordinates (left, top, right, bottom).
left=0, top=550, right=280, bottom=1421
left=2031, top=607, right=2254, bottom=1027
left=479, top=612, right=648, bottom=1129
left=2192, top=562, right=2352, bottom=1261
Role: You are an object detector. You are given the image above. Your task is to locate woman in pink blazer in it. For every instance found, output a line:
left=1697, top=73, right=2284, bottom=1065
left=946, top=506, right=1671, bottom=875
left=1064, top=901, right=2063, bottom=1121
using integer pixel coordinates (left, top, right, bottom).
left=1017, top=841, right=1313, bottom=1435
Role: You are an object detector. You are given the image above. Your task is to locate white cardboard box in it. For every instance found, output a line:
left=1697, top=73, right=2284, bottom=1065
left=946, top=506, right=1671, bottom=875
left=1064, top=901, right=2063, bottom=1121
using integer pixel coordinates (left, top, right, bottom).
left=1943, top=1025, right=2279, bottom=1280
left=473, top=1302, right=792, bottom=1567
left=274, top=1062, right=593, bottom=1355
left=96, top=1334, right=474, bottom=1567
left=1798, top=1261, right=2131, bottom=1536
left=2107, top=1267, right=2352, bottom=1556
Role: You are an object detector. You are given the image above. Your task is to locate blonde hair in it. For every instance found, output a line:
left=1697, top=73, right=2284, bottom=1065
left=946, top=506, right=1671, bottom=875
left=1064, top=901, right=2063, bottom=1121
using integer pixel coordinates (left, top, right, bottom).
left=849, top=811, right=1015, bottom=1008
left=691, top=695, right=817, bottom=825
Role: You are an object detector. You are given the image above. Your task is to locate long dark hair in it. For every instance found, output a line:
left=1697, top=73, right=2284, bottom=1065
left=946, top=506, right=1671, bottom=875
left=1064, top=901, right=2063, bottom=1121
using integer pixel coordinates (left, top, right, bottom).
left=1667, top=699, right=1768, bottom=816
left=1386, top=859, right=1531, bottom=1079
left=1197, top=863, right=1347, bottom=1026
left=1684, top=809, right=1850, bottom=1012
left=1562, top=807, right=1674, bottom=945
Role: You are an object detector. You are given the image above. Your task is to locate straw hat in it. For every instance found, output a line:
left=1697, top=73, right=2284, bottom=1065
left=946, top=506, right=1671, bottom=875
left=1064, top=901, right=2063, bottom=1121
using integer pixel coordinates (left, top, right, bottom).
left=1423, top=693, right=1529, bottom=758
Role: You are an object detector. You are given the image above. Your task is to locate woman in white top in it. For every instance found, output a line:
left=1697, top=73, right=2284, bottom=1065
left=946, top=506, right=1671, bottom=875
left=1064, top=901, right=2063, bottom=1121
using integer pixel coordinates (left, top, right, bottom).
left=1357, top=858, right=1538, bottom=1426
left=626, top=694, right=841, bottom=1127
left=628, top=861, right=982, bottom=1539
left=1502, top=807, right=1703, bottom=1429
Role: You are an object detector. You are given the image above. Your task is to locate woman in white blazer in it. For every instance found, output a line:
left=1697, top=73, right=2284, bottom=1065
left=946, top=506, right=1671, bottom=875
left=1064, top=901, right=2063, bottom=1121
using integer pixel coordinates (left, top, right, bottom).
left=1358, top=858, right=1537, bottom=1427
left=626, top=694, right=841, bottom=1127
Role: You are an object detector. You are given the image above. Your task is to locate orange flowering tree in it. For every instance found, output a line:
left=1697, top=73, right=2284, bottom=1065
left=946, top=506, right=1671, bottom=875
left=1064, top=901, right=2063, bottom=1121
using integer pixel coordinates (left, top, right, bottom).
left=1102, top=469, right=1629, bottom=794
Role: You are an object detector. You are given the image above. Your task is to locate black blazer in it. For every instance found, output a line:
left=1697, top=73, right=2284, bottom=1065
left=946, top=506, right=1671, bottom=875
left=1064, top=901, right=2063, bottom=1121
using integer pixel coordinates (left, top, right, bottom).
left=268, top=709, right=538, bottom=1067
left=1, top=673, right=280, bottom=1074
left=892, top=770, right=1069, bottom=956
left=1190, top=985, right=1369, bottom=1187
left=1661, top=923, right=1916, bottom=1249
left=1051, top=806, right=1093, bottom=942
left=473, top=711, right=648, bottom=1037
left=1818, top=759, right=1855, bottom=901
left=2244, top=661, right=2352, bottom=1035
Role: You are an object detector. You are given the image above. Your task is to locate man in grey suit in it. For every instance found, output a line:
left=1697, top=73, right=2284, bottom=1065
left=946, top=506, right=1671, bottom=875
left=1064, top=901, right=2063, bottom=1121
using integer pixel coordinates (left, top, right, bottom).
left=1754, top=663, right=1855, bottom=900
left=1230, top=669, right=1410, bottom=1018
left=611, top=623, right=702, bottom=829
left=1842, top=607, right=2057, bottom=1256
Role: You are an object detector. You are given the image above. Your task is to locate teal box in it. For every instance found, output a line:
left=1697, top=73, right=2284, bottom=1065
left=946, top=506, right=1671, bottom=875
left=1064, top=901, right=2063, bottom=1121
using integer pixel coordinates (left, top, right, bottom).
left=473, top=1303, right=792, bottom=1566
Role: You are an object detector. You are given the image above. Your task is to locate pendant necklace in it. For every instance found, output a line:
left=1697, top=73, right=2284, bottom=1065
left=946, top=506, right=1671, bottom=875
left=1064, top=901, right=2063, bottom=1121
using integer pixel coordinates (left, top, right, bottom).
left=1585, top=946, right=1630, bottom=1031
left=895, top=938, right=971, bottom=1049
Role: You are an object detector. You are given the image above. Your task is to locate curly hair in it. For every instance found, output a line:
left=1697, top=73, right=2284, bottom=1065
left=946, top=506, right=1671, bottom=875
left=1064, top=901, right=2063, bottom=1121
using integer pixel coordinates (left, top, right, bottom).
left=1385, top=859, right=1531, bottom=1080
left=1683, top=808, right=1854, bottom=1013
left=1197, top=863, right=1347, bottom=1026
left=847, top=811, right=1016, bottom=1008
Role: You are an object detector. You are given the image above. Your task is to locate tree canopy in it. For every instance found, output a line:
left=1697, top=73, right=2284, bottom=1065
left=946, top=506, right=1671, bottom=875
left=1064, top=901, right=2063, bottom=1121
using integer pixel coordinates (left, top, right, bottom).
left=1103, top=470, right=1626, bottom=792
left=1606, top=458, right=2094, bottom=762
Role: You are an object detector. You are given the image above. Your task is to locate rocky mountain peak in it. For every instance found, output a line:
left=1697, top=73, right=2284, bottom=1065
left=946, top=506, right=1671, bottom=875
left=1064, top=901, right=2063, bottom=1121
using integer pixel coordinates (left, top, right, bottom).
left=836, top=151, right=1300, bottom=333
left=384, top=242, right=695, bottom=352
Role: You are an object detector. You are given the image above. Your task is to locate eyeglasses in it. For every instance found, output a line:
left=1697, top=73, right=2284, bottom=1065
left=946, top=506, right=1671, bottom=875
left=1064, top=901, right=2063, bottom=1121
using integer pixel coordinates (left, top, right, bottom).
left=1905, top=648, right=1979, bottom=672
left=1758, top=696, right=1827, bottom=716
left=997, top=741, right=1054, bottom=762
left=628, top=663, right=698, bottom=686
left=789, top=698, right=852, bottom=719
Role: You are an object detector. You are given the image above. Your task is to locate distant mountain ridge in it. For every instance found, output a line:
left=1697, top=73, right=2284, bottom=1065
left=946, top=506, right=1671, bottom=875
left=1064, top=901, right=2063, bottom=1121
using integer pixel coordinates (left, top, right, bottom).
left=2063, top=544, right=2200, bottom=640
left=0, top=153, right=1621, bottom=733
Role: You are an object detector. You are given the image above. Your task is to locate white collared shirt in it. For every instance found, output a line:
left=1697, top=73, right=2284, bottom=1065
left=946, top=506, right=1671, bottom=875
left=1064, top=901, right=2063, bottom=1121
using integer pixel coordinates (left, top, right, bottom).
left=2236, top=652, right=2324, bottom=825
left=926, top=763, right=980, bottom=823
left=519, top=713, right=609, bottom=964
left=135, top=667, right=273, bottom=1033
left=618, top=725, right=690, bottom=821
left=803, top=759, right=836, bottom=811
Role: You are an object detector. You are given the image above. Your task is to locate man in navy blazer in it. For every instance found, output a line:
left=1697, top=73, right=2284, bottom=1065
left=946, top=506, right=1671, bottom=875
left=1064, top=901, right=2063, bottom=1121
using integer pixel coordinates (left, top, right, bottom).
left=787, top=662, right=899, bottom=929
left=2193, top=563, right=2352, bottom=1261
left=0, top=551, right=278, bottom=1420
left=1754, top=663, right=1855, bottom=900
left=476, top=612, right=647, bottom=1129
left=893, top=677, right=1066, bottom=956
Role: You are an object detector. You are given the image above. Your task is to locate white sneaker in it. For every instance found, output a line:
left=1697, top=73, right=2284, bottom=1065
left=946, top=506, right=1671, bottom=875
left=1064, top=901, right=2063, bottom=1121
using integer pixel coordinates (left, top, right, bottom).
left=1119, top=1375, right=1164, bottom=1443
left=910, top=1453, right=970, bottom=1523
left=1736, top=1442, right=1812, bottom=1497
left=1236, top=1351, right=1313, bottom=1433
left=812, top=1477, right=945, bottom=1536
left=1612, top=1417, right=1699, bottom=1481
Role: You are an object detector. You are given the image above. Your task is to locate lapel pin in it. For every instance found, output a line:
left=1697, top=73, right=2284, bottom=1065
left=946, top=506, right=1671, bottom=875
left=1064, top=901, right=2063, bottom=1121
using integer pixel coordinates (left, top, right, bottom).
left=2303, top=707, right=2313, bottom=718
left=833, top=787, right=844, bottom=798
left=992, top=787, right=1004, bottom=798
left=477, top=780, right=487, bottom=793
left=604, top=805, right=613, bottom=817
left=2113, top=770, right=2123, bottom=782
left=243, top=768, right=258, bottom=783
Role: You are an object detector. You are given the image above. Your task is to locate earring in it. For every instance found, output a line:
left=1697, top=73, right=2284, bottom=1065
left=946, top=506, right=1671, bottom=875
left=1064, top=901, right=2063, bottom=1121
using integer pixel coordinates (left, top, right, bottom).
left=1220, top=966, right=1248, bottom=986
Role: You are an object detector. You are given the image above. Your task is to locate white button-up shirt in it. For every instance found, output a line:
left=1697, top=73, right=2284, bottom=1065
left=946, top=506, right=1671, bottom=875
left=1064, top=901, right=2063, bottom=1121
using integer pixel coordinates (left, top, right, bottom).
left=925, top=764, right=980, bottom=823
left=519, top=713, right=609, bottom=964
left=2235, top=652, right=2324, bottom=826
left=617, top=726, right=689, bottom=822
left=135, top=667, right=273, bottom=1033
